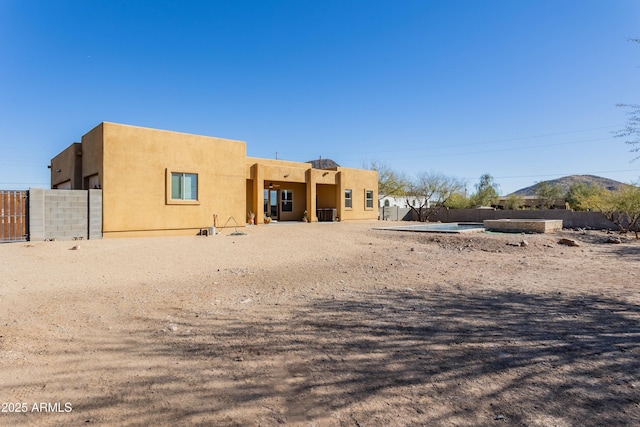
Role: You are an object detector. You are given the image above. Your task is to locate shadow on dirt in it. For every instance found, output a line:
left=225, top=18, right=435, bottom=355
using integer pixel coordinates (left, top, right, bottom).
left=9, top=289, right=640, bottom=426
left=609, top=245, right=640, bottom=261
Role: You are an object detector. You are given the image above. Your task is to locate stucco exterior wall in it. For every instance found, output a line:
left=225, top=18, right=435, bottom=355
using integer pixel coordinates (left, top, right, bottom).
left=338, top=167, right=378, bottom=221
left=316, top=184, right=336, bottom=208
left=97, top=123, right=246, bottom=237
left=278, top=182, right=307, bottom=221
left=50, top=143, right=82, bottom=189
left=245, top=159, right=377, bottom=224
left=246, top=157, right=310, bottom=182
left=247, top=158, right=313, bottom=223
left=246, top=158, right=312, bottom=223
left=245, top=179, right=254, bottom=218
left=50, top=123, right=378, bottom=236
left=81, top=123, right=104, bottom=189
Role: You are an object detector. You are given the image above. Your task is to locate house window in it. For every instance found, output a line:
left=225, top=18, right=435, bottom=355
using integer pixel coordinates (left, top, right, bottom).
left=365, top=190, right=374, bottom=209
left=345, top=189, right=352, bottom=208
left=171, top=172, right=198, bottom=201
left=384, top=199, right=390, bottom=207
left=281, top=190, right=293, bottom=212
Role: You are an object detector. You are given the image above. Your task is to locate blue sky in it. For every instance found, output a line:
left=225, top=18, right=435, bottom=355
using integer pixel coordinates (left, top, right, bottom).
left=1, top=0, right=640, bottom=194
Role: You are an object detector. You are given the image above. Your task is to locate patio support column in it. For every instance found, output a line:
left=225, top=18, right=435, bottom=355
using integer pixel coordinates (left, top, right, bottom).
left=306, top=168, right=317, bottom=222
left=335, top=170, right=343, bottom=222
left=253, top=163, right=265, bottom=224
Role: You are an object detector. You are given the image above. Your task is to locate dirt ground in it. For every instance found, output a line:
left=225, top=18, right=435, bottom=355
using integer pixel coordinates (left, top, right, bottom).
left=1, top=220, right=639, bottom=426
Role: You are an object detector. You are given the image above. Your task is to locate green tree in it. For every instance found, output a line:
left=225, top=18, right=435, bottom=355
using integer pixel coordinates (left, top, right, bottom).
left=406, top=172, right=465, bottom=222
left=566, top=183, right=604, bottom=211
left=503, top=194, right=525, bottom=210
left=469, top=173, right=500, bottom=207
left=594, top=185, right=640, bottom=238
left=533, top=181, right=566, bottom=209
left=444, top=192, right=471, bottom=209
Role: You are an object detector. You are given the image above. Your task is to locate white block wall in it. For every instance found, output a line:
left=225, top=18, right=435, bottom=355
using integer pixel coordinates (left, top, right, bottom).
left=28, top=188, right=102, bottom=241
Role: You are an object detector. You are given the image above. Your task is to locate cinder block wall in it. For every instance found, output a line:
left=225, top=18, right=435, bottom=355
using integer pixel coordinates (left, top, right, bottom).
left=28, top=188, right=46, bottom=241
left=379, top=207, right=618, bottom=230
left=28, top=189, right=102, bottom=241
left=88, top=189, right=102, bottom=240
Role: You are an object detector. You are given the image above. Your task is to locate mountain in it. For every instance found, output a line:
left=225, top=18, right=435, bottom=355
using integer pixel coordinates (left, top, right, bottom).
left=510, top=175, right=627, bottom=196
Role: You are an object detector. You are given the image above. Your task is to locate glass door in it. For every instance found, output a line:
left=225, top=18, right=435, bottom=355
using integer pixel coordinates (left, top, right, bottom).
left=263, top=189, right=279, bottom=220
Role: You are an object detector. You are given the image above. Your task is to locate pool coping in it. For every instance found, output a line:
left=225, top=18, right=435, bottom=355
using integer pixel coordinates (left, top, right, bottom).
left=374, top=222, right=486, bottom=234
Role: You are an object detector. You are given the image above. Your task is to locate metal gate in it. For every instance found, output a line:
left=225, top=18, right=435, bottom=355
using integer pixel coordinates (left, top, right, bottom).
left=0, top=190, right=28, bottom=242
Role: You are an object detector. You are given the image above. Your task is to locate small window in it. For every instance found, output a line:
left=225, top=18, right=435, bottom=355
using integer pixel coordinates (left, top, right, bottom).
left=345, top=189, right=352, bottom=209
left=365, top=190, right=374, bottom=209
left=384, top=199, right=390, bottom=207
left=86, top=174, right=100, bottom=189
left=281, top=190, right=293, bottom=212
left=171, top=172, right=198, bottom=201
left=55, top=180, right=71, bottom=190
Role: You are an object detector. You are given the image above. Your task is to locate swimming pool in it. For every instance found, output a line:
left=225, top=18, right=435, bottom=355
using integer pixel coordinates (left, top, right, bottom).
left=376, top=222, right=485, bottom=233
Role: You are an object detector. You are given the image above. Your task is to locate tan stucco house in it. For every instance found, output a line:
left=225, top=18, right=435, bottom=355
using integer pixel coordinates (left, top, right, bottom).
left=50, top=122, right=378, bottom=237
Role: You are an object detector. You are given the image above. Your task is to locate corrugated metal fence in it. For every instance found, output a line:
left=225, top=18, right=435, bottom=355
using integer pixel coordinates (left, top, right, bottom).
left=0, top=190, right=28, bottom=242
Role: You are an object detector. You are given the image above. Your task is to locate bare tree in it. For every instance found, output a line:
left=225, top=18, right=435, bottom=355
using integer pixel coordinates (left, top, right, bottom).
left=365, top=161, right=408, bottom=203
left=615, top=38, right=640, bottom=162
left=615, top=103, right=640, bottom=162
left=406, top=172, right=465, bottom=222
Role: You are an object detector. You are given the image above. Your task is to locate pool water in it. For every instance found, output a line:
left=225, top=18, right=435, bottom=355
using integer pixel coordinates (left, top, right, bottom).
left=376, top=223, right=485, bottom=233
